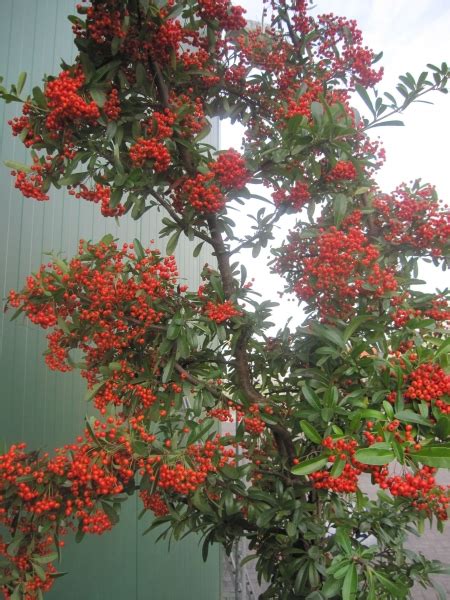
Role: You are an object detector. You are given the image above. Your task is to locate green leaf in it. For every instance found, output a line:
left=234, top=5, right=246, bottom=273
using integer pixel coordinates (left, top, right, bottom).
left=435, top=416, right=450, bottom=440
left=59, top=171, right=88, bottom=186
left=333, top=194, right=348, bottom=227
left=394, top=410, right=430, bottom=426
left=343, top=315, right=372, bottom=342
left=435, top=337, right=450, bottom=361
left=193, top=242, right=204, bottom=258
left=32, top=86, right=47, bottom=108
left=335, top=529, right=352, bottom=555
left=310, top=101, right=324, bottom=122
left=354, top=443, right=394, bottom=466
left=84, top=380, right=106, bottom=403
left=32, top=553, right=58, bottom=565
left=410, top=443, right=450, bottom=468
left=162, top=354, right=175, bottom=383
left=7, top=534, right=25, bottom=556
left=101, top=501, right=120, bottom=525
left=109, top=188, right=123, bottom=209
left=330, top=456, right=346, bottom=477
left=10, top=587, right=21, bottom=600
left=166, top=230, right=181, bottom=255
left=16, top=72, right=27, bottom=95
left=300, top=420, right=322, bottom=444
left=133, top=238, right=145, bottom=261
left=368, top=120, right=404, bottom=128
left=355, top=84, right=375, bottom=116
left=342, top=564, right=358, bottom=600
left=90, top=88, right=106, bottom=107
left=291, top=455, right=328, bottom=476
left=373, top=572, right=408, bottom=597
left=309, top=323, right=345, bottom=348
left=31, top=562, right=47, bottom=582
left=4, top=160, right=31, bottom=173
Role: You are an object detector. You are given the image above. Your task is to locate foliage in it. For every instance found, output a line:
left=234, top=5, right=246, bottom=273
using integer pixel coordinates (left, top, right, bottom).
left=1, top=1, right=450, bottom=598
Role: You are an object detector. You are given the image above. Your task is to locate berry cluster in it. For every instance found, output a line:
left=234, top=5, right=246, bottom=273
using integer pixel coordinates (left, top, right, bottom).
left=205, top=300, right=242, bottom=323
left=139, top=437, right=235, bottom=496
left=197, top=0, right=247, bottom=31
left=315, top=13, right=384, bottom=86
left=75, top=1, right=125, bottom=45
left=276, top=224, right=398, bottom=320
left=180, top=173, right=225, bottom=213
left=310, top=437, right=364, bottom=493
left=373, top=465, right=449, bottom=521
left=405, top=363, right=450, bottom=414
left=8, top=106, right=41, bottom=147
left=129, top=137, right=171, bottom=172
left=243, top=404, right=267, bottom=436
left=13, top=166, right=49, bottom=201
left=209, top=149, right=249, bottom=189
left=8, top=239, right=179, bottom=414
left=324, top=160, right=357, bottom=182
left=68, top=183, right=125, bottom=217
left=139, top=491, right=169, bottom=517
left=45, top=68, right=99, bottom=135
left=103, top=88, right=121, bottom=120
left=373, top=184, right=450, bottom=257
left=272, top=181, right=311, bottom=211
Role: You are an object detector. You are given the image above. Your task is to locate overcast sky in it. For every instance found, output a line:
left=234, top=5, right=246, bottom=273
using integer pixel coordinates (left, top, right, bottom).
left=221, top=0, right=450, bottom=330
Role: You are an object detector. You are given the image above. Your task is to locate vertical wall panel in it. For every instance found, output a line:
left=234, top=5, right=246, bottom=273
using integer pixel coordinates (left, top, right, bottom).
left=0, top=2, right=220, bottom=598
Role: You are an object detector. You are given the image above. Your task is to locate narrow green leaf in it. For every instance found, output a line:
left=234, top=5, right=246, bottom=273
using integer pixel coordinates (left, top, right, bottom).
left=89, top=88, right=106, bottom=107
left=410, top=443, right=450, bottom=468
left=435, top=337, right=450, bottom=361
left=355, top=84, right=375, bottom=116
left=373, top=572, right=408, bottom=597
left=394, top=410, right=430, bottom=426
left=193, top=242, right=204, bottom=258
left=4, top=160, right=32, bottom=173
left=342, top=564, right=357, bottom=600
left=133, top=238, right=145, bottom=261
left=32, top=86, right=47, bottom=108
left=343, top=315, right=372, bottom=342
left=291, top=455, right=328, bottom=476
left=354, top=443, right=394, bottom=466
left=333, top=194, right=348, bottom=227
left=368, top=120, right=404, bottom=128
left=101, top=501, right=120, bottom=525
left=16, top=72, right=27, bottom=95
left=166, top=230, right=181, bottom=255
left=300, top=420, right=322, bottom=444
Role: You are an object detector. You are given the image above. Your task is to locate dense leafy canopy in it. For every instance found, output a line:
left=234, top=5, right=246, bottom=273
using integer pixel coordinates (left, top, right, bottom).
left=1, top=1, right=449, bottom=598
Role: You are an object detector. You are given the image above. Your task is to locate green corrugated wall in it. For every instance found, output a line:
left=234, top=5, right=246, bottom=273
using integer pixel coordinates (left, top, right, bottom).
left=0, top=1, right=221, bottom=598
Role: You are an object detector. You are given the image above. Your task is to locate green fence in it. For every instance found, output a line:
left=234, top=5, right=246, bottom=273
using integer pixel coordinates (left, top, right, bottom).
left=0, top=1, right=220, bottom=598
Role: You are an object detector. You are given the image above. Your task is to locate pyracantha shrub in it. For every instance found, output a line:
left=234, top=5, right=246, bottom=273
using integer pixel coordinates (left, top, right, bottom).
left=1, top=0, right=450, bottom=598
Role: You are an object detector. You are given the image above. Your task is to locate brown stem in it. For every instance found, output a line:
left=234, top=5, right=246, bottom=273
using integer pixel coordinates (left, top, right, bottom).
left=205, top=214, right=235, bottom=297
left=148, top=188, right=213, bottom=245
left=205, top=216, right=296, bottom=463
left=146, top=53, right=296, bottom=464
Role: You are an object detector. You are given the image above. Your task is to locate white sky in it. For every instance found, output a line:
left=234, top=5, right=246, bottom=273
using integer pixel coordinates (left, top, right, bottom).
left=221, top=0, right=450, bottom=330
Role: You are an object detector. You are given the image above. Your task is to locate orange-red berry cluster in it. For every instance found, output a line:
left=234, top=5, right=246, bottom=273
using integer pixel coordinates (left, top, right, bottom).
left=272, top=181, right=311, bottom=211
left=45, top=68, right=99, bottom=135
left=204, top=300, right=242, bottom=323
left=8, top=240, right=179, bottom=414
left=373, top=465, right=449, bottom=521
left=324, top=160, right=357, bottom=182
left=68, top=183, right=125, bottom=217
left=310, top=437, right=364, bottom=493
left=277, top=224, right=398, bottom=319
left=405, top=363, right=450, bottom=414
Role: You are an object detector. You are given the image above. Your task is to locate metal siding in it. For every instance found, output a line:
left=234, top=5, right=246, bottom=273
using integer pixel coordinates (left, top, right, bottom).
left=0, top=2, right=220, bottom=598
